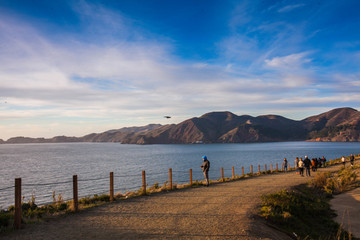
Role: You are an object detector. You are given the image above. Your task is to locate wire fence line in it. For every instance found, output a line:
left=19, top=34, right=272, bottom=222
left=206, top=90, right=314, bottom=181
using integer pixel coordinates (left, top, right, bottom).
left=1, top=158, right=343, bottom=210
left=22, top=180, right=73, bottom=187
left=0, top=186, right=15, bottom=192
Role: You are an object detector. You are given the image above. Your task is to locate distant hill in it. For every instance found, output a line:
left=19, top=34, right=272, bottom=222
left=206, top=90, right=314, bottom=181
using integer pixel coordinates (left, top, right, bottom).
left=2, top=108, right=359, bottom=144
left=303, top=107, right=360, bottom=142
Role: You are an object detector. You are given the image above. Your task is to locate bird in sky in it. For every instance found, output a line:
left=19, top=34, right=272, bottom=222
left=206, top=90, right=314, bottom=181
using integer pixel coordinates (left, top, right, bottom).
left=164, top=116, right=171, bottom=119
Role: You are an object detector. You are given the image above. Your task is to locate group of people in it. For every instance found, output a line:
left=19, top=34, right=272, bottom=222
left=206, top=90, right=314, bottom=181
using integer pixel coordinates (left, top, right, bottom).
left=341, top=154, right=355, bottom=167
left=289, top=156, right=327, bottom=177
left=310, top=156, right=327, bottom=171
left=201, top=154, right=357, bottom=186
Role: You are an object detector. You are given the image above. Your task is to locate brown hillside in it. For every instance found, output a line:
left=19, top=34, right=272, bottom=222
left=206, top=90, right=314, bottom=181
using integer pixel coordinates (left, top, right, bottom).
left=303, top=107, right=360, bottom=129
left=2, top=107, right=359, bottom=144
left=303, top=108, right=360, bottom=141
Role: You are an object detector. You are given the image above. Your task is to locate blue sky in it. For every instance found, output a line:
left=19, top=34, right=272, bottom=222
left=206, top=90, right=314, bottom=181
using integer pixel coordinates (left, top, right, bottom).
left=0, top=0, right=359, bottom=140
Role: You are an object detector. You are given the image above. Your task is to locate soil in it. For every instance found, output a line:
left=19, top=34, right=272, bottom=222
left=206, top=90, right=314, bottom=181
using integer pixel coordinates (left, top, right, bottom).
left=2, top=162, right=358, bottom=240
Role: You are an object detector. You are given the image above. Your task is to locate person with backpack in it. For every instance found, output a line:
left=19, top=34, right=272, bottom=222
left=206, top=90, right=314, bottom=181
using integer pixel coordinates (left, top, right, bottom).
left=201, top=155, right=210, bottom=186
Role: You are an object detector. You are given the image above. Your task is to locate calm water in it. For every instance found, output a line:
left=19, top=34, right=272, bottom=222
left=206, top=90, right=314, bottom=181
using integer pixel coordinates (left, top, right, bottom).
left=0, top=141, right=359, bottom=209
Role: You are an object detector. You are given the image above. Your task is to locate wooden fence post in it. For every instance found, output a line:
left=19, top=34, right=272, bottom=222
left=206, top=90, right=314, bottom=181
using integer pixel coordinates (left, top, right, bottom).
left=242, top=166, right=244, bottom=176
left=258, top=164, right=261, bottom=174
left=110, top=172, right=114, bottom=202
left=271, top=164, right=273, bottom=173
left=251, top=165, right=253, bottom=174
left=73, top=175, right=78, bottom=212
left=232, top=166, right=235, bottom=178
left=265, top=164, right=267, bottom=173
left=14, top=178, right=21, bottom=229
left=276, top=163, right=278, bottom=171
left=221, top=168, right=224, bottom=182
left=189, top=168, right=192, bottom=186
left=142, top=171, right=146, bottom=195
left=169, top=168, right=172, bottom=190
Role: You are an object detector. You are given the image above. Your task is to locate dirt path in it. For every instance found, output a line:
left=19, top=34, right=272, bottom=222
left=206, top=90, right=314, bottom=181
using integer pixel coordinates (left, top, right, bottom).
left=331, top=184, right=360, bottom=238
left=2, top=164, right=350, bottom=240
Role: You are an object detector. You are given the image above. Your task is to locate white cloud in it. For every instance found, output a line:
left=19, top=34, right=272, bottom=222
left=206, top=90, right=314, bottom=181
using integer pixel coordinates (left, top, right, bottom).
left=278, top=4, right=305, bottom=13
left=265, top=52, right=312, bottom=69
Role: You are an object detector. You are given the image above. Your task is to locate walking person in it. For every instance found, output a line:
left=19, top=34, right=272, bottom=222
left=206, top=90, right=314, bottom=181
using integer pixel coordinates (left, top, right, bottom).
left=304, top=156, right=311, bottom=177
left=283, top=158, right=288, bottom=172
left=201, top=155, right=210, bottom=186
left=350, top=154, right=355, bottom=166
left=298, top=158, right=304, bottom=176
left=341, top=156, right=346, bottom=167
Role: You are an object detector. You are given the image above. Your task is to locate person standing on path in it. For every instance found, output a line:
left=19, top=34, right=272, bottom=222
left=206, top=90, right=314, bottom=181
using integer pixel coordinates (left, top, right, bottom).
left=283, top=158, right=288, bottom=172
left=350, top=154, right=355, bottom=166
left=295, top=157, right=299, bottom=174
left=298, top=158, right=304, bottom=176
left=322, top=156, right=327, bottom=168
left=341, top=156, right=346, bottom=167
left=201, top=155, right=210, bottom=186
left=304, top=156, right=311, bottom=177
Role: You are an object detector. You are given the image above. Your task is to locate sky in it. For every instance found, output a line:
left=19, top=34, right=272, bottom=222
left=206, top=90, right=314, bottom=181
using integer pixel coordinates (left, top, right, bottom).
left=0, top=0, right=359, bottom=140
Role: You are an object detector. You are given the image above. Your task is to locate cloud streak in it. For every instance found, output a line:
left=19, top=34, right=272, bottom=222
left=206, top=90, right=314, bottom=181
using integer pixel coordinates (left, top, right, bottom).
left=278, top=4, right=305, bottom=13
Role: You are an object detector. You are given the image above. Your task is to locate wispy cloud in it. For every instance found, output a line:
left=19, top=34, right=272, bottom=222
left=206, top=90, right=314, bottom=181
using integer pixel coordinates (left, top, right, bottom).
left=265, top=52, right=312, bottom=69
left=278, top=4, right=305, bottom=13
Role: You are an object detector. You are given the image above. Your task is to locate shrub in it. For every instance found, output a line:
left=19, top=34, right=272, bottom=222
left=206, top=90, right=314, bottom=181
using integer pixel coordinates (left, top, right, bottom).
left=324, top=169, right=357, bottom=194
left=57, top=203, right=68, bottom=211
left=261, top=186, right=344, bottom=239
left=150, top=182, right=160, bottom=190
left=311, top=172, right=331, bottom=189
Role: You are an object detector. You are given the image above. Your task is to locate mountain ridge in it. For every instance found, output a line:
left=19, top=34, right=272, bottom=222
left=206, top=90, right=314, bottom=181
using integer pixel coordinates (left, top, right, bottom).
left=1, top=107, right=359, bottom=144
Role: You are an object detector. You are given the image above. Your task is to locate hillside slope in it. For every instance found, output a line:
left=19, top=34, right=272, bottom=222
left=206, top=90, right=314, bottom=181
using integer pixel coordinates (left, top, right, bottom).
left=2, top=108, right=359, bottom=144
left=302, top=107, right=360, bottom=141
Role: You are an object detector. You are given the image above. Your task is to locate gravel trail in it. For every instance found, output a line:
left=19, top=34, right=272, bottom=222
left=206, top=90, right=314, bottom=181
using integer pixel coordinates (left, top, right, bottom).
left=3, top=164, right=348, bottom=240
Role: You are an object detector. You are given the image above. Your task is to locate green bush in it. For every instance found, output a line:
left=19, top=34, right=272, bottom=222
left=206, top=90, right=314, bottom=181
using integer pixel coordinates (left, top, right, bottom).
left=312, top=168, right=358, bottom=194
left=261, top=186, right=344, bottom=239
left=79, top=194, right=110, bottom=205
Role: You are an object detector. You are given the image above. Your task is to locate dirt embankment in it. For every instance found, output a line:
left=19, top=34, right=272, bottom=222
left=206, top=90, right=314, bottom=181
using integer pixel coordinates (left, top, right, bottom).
left=3, top=163, right=357, bottom=240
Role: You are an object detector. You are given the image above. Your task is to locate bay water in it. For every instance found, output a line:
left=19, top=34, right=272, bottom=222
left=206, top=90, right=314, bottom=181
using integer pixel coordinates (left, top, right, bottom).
left=1, top=141, right=359, bottom=209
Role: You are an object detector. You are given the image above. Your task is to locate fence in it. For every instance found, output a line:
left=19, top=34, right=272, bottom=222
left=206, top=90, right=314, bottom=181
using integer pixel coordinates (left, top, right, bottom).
left=3, top=155, right=357, bottom=229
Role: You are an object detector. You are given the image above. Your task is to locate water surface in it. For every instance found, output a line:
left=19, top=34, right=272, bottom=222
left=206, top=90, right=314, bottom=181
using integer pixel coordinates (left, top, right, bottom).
left=1, top=142, right=359, bottom=209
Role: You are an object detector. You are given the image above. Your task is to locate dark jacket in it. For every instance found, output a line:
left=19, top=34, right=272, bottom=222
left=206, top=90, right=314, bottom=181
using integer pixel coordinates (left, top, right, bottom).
left=201, top=160, right=210, bottom=172
left=304, top=157, right=311, bottom=168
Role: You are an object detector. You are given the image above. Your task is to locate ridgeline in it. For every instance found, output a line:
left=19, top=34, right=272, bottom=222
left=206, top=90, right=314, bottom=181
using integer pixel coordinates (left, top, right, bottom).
left=2, top=107, right=360, bottom=144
